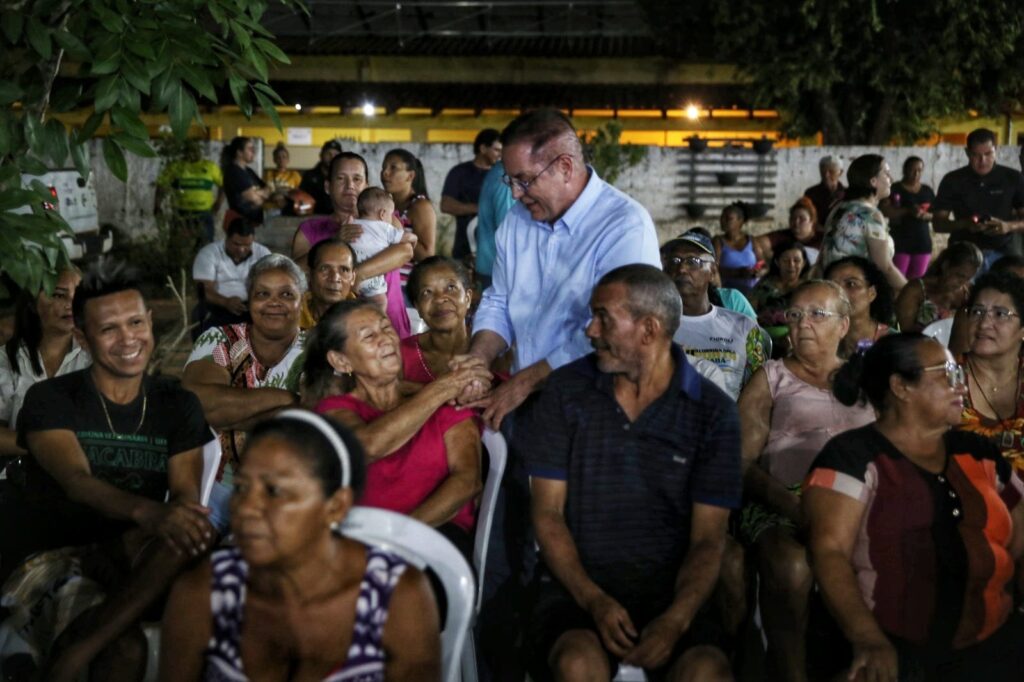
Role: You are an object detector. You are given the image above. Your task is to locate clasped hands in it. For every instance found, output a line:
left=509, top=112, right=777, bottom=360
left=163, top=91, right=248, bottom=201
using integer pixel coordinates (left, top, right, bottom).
left=446, top=354, right=535, bottom=430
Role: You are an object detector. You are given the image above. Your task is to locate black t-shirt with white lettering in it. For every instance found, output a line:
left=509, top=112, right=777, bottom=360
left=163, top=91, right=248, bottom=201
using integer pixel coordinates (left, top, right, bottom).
left=17, top=369, right=212, bottom=503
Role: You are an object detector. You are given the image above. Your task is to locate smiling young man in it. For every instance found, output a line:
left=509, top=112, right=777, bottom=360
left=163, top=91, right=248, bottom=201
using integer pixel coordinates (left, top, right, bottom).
left=526, top=264, right=738, bottom=681
left=7, top=263, right=214, bottom=681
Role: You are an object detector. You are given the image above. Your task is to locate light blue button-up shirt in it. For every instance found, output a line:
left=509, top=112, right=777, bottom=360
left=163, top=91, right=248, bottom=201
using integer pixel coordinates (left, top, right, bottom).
left=474, top=168, right=660, bottom=372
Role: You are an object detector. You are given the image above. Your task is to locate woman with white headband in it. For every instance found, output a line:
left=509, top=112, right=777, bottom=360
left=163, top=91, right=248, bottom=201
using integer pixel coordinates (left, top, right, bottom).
left=159, top=410, right=441, bottom=681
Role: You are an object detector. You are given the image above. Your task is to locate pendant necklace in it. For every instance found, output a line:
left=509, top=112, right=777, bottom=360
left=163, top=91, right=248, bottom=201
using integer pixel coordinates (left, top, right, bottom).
left=96, top=385, right=148, bottom=439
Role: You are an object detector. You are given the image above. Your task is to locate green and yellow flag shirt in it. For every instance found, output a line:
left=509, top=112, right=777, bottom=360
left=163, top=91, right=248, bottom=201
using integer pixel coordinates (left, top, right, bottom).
left=157, top=159, right=223, bottom=212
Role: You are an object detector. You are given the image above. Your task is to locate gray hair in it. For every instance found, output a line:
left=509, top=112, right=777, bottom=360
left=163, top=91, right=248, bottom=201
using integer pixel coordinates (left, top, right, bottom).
left=596, top=264, right=682, bottom=337
left=819, top=155, right=843, bottom=171
left=246, top=253, right=307, bottom=296
left=791, top=279, right=852, bottom=317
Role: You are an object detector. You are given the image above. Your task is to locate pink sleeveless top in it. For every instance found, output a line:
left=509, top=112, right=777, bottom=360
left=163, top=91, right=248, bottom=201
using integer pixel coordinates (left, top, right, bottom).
left=761, top=359, right=875, bottom=487
left=315, top=393, right=479, bottom=531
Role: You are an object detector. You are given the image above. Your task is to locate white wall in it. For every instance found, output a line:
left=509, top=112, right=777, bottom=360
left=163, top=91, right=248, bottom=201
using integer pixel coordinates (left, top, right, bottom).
left=91, top=139, right=1023, bottom=250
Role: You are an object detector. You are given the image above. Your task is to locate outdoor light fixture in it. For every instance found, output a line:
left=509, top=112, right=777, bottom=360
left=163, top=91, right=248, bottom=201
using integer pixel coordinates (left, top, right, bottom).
left=294, top=103, right=302, bottom=111
left=685, top=104, right=700, bottom=121
left=362, top=102, right=375, bottom=117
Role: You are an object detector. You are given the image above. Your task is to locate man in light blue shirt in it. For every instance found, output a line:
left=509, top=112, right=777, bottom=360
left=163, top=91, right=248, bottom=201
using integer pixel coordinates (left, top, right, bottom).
left=474, top=160, right=515, bottom=290
left=461, top=109, right=660, bottom=430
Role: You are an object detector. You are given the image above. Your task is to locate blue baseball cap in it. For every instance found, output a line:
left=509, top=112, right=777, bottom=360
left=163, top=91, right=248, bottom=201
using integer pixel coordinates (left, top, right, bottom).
left=669, top=229, right=715, bottom=258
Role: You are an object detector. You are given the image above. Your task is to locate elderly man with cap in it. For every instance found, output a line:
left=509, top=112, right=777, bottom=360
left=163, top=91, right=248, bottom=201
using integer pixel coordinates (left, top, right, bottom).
left=299, top=139, right=343, bottom=215
left=803, top=156, right=845, bottom=226
left=662, top=229, right=768, bottom=400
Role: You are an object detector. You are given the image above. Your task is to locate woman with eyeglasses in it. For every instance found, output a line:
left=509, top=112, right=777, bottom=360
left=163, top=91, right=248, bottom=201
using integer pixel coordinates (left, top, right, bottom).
left=825, top=256, right=896, bottom=357
left=956, top=271, right=1024, bottom=473
left=748, top=241, right=812, bottom=355
left=737, top=280, right=875, bottom=681
left=805, top=333, right=1024, bottom=682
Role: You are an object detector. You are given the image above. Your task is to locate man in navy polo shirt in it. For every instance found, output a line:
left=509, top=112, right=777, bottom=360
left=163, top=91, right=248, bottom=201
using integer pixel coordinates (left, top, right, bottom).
left=933, top=127, right=1024, bottom=271
left=526, top=264, right=739, bottom=681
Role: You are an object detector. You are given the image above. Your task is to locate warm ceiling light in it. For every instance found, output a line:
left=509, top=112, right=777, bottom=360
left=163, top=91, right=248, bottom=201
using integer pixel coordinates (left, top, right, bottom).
left=294, top=103, right=302, bottom=111
left=685, top=104, right=700, bottom=121
left=362, top=102, right=376, bottom=117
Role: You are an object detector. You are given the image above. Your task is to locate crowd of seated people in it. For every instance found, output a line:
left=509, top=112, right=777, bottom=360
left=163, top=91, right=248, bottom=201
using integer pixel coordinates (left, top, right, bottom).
left=7, top=116, right=1024, bottom=682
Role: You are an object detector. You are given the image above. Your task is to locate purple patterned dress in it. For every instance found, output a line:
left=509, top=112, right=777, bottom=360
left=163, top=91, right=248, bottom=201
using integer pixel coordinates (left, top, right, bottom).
left=202, top=545, right=408, bottom=681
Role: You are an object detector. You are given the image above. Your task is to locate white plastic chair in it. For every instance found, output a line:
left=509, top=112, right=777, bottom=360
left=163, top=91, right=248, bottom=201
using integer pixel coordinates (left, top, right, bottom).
left=341, top=506, right=475, bottom=682
left=459, top=428, right=509, bottom=682
left=466, top=217, right=479, bottom=258
left=922, top=317, right=954, bottom=348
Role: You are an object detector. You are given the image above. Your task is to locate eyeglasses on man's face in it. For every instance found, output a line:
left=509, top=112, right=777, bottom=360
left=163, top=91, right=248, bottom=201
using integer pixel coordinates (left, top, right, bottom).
left=662, top=255, right=713, bottom=272
left=919, top=360, right=966, bottom=389
left=501, top=154, right=565, bottom=194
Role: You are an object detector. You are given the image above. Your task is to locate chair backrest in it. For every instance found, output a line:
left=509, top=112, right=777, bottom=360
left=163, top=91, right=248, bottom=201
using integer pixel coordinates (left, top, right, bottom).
left=200, top=429, right=222, bottom=506
left=466, top=216, right=478, bottom=256
left=340, top=507, right=475, bottom=682
left=922, top=317, right=954, bottom=348
left=472, top=428, right=508, bottom=612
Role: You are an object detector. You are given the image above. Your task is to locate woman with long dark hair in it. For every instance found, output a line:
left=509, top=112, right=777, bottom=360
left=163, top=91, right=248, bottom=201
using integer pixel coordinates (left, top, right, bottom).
left=220, top=136, right=269, bottom=225
left=0, top=269, right=90, bottom=456
left=826, top=256, right=896, bottom=357
left=381, top=149, right=436, bottom=280
left=820, top=154, right=906, bottom=292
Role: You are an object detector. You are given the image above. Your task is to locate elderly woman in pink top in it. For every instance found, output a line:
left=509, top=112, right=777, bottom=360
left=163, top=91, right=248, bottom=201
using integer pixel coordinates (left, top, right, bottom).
left=291, top=152, right=414, bottom=338
left=736, top=280, right=875, bottom=682
left=303, top=299, right=491, bottom=557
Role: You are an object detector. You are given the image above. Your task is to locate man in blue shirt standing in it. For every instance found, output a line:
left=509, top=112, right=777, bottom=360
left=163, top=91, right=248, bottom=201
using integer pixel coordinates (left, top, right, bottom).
left=460, top=109, right=660, bottom=428
left=455, top=109, right=660, bottom=681
left=527, top=265, right=738, bottom=681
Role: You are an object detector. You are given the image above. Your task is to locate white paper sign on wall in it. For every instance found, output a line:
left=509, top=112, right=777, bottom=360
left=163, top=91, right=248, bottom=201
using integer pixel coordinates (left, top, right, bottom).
left=287, top=128, right=313, bottom=146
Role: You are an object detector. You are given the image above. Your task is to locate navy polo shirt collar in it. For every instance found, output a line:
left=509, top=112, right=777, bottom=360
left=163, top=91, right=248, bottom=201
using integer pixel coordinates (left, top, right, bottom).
left=586, top=343, right=703, bottom=402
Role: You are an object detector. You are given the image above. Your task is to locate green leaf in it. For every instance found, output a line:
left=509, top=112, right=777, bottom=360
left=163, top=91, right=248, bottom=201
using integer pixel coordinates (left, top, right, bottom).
left=42, top=119, right=69, bottom=166
left=0, top=165, right=19, bottom=189
left=252, top=81, right=284, bottom=105
left=69, top=138, right=90, bottom=179
left=95, top=7, right=124, bottom=34
left=120, top=59, right=151, bottom=95
left=254, top=38, right=290, bottom=65
left=0, top=189, right=39, bottom=212
left=102, top=136, right=127, bottom=182
left=150, top=70, right=176, bottom=110
left=25, top=17, right=52, bottom=59
left=23, top=114, right=44, bottom=156
left=167, top=84, right=196, bottom=139
left=227, top=74, right=253, bottom=117
left=0, top=112, right=10, bottom=156
left=53, top=30, right=91, bottom=61
left=0, top=80, right=23, bottom=105
left=17, top=155, right=48, bottom=176
left=245, top=47, right=269, bottom=81
left=112, top=132, right=156, bottom=158
left=94, top=75, right=120, bottom=112
left=253, top=89, right=282, bottom=130
left=0, top=12, right=23, bottom=43
left=125, top=36, right=155, bottom=60
left=177, top=64, right=217, bottom=102
left=77, top=110, right=105, bottom=142
left=230, top=20, right=251, bottom=52
left=110, top=107, right=149, bottom=140
left=28, top=179, right=54, bottom=202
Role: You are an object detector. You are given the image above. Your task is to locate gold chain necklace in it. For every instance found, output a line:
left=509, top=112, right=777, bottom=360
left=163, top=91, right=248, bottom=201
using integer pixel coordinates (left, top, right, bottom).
left=96, top=386, right=147, bottom=439
left=966, top=356, right=1020, bottom=422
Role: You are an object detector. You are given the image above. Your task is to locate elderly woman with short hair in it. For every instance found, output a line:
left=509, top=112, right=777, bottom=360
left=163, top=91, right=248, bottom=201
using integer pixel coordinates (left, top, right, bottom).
left=737, top=279, right=875, bottom=681
left=182, top=253, right=307, bottom=529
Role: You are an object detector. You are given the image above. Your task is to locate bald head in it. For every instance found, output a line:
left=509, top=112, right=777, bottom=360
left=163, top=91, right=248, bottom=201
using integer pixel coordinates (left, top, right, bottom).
left=500, top=109, right=584, bottom=164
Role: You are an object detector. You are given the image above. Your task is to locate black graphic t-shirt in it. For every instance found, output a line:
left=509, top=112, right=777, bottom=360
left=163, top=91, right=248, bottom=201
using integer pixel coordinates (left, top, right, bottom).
left=17, top=369, right=212, bottom=503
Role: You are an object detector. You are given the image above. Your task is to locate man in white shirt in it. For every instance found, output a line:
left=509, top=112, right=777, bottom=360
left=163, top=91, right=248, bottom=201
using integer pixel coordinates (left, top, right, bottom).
left=192, top=216, right=270, bottom=336
left=663, top=230, right=768, bottom=399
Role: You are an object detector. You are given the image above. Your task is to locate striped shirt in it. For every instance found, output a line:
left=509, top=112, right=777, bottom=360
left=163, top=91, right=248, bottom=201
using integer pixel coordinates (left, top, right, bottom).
left=525, top=345, right=741, bottom=613
left=806, top=425, right=1024, bottom=651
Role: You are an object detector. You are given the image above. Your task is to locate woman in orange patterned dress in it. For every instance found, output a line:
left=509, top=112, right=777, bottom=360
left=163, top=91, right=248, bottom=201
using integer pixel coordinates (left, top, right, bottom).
left=957, top=271, right=1024, bottom=472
